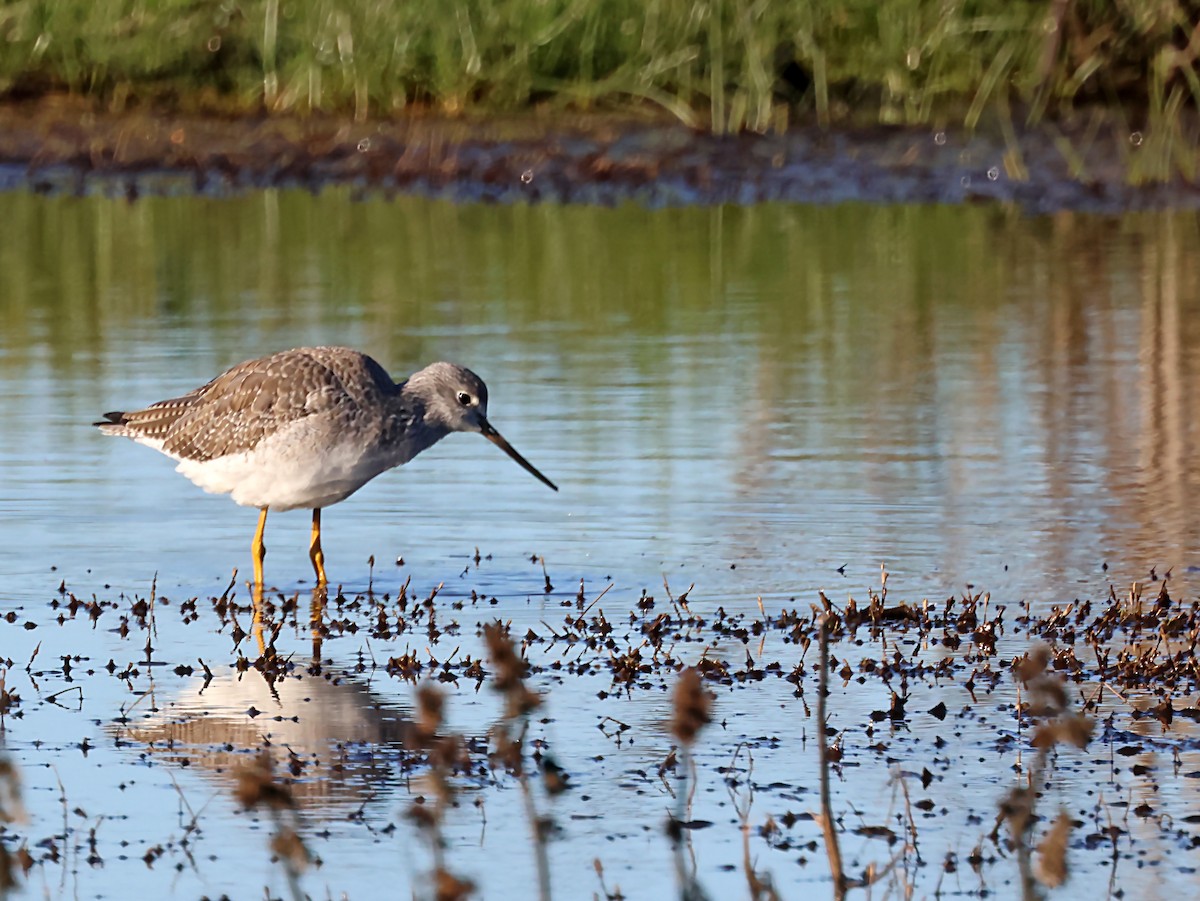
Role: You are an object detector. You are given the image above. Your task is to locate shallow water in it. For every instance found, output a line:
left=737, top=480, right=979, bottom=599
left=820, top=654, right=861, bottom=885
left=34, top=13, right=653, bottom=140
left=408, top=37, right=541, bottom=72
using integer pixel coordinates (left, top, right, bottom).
left=1, top=188, right=1200, bottom=899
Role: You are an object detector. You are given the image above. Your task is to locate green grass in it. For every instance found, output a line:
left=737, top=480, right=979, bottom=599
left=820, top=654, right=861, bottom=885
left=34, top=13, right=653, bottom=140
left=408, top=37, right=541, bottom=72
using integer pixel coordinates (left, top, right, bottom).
left=0, top=1, right=1197, bottom=162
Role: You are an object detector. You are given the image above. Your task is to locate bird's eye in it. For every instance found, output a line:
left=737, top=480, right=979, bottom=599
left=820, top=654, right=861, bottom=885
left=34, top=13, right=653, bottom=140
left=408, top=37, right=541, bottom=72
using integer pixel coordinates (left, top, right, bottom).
left=456, top=391, right=473, bottom=407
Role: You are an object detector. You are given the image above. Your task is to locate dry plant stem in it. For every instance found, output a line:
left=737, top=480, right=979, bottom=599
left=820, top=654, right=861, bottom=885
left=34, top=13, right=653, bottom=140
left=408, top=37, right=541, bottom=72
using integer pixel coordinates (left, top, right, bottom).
left=816, top=614, right=847, bottom=899
left=672, top=745, right=688, bottom=887
left=671, top=747, right=707, bottom=901
left=579, top=581, right=613, bottom=617
left=1017, top=774, right=1042, bottom=901
left=0, top=756, right=26, bottom=899
left=428, top=803, right=447, bottom=883
left=728, top=745, right=778, bottom=901
left=271, top=808, right=305, bottom=901
left=734, top=755, right=753, bottom=859
left=165, top=773, right=208, bottom=873
left=520, top=775, right=551, bottom=901
left=1017, top=738, right=1058, bottom=901
left=896, top=770, right=921, bottom=865
left=516, top=722, right=552, bottom=901
left=485, top=624, right=551, bottom=901
left=411, top=685, right=457, bottom=892
left=667, top=667, right=712, bottom=900
left=1005, top=646, right=1092, bottom=901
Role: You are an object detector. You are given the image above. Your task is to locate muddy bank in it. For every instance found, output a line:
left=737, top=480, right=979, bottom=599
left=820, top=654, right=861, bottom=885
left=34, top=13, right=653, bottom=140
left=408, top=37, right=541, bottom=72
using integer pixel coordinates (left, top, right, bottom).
left=1, top=100, right=1197, bottom=211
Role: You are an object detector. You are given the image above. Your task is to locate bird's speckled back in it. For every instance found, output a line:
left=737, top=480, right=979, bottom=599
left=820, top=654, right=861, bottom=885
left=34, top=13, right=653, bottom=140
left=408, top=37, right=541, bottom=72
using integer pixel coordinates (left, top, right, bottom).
left=102, top=347, right=402, bottom=462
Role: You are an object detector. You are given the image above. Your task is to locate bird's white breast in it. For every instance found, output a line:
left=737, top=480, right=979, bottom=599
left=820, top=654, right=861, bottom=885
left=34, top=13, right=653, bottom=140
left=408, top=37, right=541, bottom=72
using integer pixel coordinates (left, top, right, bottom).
left=173, top=414, right=401, bottom=511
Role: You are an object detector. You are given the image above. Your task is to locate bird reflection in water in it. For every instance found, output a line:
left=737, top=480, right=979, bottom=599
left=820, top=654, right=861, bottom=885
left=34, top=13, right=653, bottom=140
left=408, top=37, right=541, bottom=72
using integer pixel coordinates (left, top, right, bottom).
left=119, top=586, right=436, bottom=816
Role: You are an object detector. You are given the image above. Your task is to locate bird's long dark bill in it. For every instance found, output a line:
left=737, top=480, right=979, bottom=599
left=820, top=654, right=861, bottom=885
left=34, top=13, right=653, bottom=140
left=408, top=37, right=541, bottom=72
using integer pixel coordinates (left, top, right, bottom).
left=481, top=419, right=558, bottom=491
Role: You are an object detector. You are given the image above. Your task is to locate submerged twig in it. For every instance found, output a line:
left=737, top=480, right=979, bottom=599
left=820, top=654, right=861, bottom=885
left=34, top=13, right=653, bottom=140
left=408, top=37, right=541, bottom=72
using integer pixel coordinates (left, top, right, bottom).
left=815, top=614, right=846, bottom=899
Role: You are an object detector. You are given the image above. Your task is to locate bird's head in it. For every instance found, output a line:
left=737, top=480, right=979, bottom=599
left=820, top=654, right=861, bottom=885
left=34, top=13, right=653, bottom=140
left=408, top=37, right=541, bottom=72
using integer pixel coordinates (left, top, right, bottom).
left=410, top=361, right=491, bottom=434
left=406, top=362, right=557, bottom=491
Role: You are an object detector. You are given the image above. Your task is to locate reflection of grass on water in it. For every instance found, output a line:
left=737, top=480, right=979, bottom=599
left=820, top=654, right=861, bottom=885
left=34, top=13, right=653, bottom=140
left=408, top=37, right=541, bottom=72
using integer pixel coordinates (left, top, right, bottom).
left=2, top=2, right=1199, bottom=177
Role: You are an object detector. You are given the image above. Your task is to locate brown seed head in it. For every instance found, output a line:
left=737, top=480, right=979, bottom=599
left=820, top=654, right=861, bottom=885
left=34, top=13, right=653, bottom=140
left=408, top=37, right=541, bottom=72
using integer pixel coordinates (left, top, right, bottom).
left=484, top=621, right=526, bottom=692
left=1013, top=644, right=1051, bottom=684
left=0, top=758, right=24, bottom=825
left=269, top=827, right=310, bottom=872
left=1035, top=810, right=1072, bottom=887
left=670, top=667, right=712, bottom=746
left=434, top=867, right=476, bottom=901
left=1033, top=713, right=1093, bottom=750
left=233, top=753, right=294, bottom=810
left=1027, top=674, right=1069, bottom=717
left=416, top=683, right=445, bottom=741
left=1000, top=785, right=1035, bottom=838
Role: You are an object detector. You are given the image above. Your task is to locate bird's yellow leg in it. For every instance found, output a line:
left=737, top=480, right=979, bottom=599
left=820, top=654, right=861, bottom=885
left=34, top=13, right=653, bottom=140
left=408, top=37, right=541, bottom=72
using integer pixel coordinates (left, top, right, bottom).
left=310, top=585, right=327, bottom=665
left=309, top=508, right=327, bottom=585
left=252, top=581, right=267, bottom=657
left=252, top=507, right=268, bottom=587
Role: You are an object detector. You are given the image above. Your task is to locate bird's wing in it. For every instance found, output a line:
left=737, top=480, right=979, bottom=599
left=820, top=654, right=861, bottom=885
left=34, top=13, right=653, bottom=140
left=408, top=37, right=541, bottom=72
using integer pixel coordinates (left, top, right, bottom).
left=127, top=350, right=357, bottom=462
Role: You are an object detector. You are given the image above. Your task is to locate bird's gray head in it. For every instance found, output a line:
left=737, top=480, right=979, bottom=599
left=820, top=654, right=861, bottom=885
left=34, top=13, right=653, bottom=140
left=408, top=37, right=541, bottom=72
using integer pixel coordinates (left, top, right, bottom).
left=403, top=361, right=558, bottom=492
left=406, top=362, right=490, bottom=434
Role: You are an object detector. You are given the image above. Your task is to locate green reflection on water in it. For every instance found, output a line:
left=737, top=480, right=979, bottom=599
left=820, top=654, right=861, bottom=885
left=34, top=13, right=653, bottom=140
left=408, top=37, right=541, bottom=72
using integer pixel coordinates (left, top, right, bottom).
left=0, top=192, right=1150, bottom=346
left=3, top=188, right=1199, bottom=409
left=2, top=186, right=1200, bottom=599
left=3, top=192, right=1200, bottom=440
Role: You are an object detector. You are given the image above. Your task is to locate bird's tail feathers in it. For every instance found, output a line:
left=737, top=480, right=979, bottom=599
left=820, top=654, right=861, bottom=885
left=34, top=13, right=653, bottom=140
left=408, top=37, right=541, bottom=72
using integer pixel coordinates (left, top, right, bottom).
left=94, top=411, right=138, bottom=437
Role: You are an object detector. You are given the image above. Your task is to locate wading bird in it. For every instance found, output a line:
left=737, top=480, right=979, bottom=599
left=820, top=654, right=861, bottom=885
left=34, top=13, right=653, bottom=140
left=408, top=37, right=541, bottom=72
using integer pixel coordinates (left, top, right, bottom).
left=96, top=346, right=557, bottom=585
